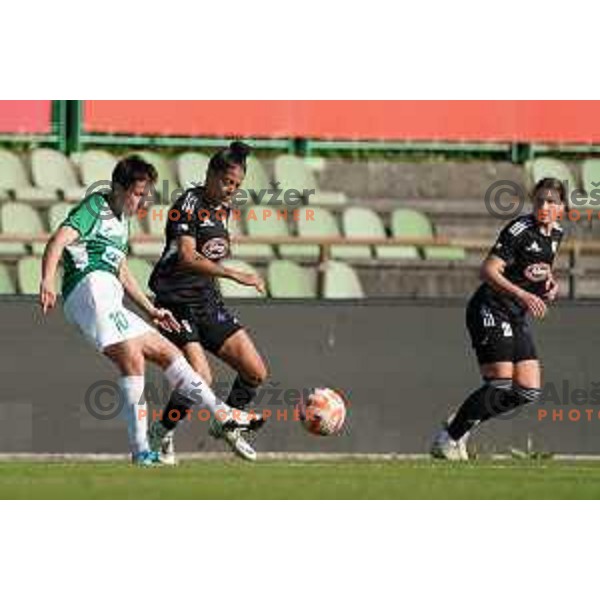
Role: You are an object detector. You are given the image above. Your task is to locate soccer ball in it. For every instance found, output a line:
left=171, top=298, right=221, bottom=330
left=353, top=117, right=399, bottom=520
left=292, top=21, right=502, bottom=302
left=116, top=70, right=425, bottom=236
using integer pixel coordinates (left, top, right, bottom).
left=301, top=388, right=346, bottom=436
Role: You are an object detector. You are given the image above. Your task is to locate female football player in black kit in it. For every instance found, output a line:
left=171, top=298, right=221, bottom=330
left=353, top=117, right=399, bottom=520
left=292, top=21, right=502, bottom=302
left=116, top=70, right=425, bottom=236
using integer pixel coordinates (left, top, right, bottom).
left=148, top=142, right=268, bottom=462
left=431, top=178, right=566, bottom=460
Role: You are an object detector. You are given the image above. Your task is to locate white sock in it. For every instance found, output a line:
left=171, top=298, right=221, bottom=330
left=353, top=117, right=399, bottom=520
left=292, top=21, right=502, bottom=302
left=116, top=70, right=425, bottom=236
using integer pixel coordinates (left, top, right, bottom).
left=164, top=356, right=228, bottom=416
left=118, top=376, right=149, bottom=454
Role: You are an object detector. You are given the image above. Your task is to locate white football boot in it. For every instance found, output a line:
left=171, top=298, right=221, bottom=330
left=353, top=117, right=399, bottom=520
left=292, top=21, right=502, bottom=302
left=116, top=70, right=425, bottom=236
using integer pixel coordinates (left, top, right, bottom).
left=430, top=428, right=468, bottom=462
left=209, top=407, right=265, bottom=462
left=148, top=420, right=177, bottom=466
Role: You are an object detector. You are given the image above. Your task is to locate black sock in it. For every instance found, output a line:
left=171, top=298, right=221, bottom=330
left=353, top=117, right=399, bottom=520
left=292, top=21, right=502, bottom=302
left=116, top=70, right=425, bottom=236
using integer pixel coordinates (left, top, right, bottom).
left=161, top=391, right=195, bottom=431
left=447, top=381, right=541, bottom=440
left=446, top=379, right=512, bottom=440
left=226, top=375, right=259, bottom=410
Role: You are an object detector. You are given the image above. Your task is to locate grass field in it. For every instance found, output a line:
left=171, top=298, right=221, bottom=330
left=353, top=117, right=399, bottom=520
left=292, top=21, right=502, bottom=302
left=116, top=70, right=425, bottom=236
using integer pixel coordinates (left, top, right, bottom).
left=2, top=458, right=600, bottom=499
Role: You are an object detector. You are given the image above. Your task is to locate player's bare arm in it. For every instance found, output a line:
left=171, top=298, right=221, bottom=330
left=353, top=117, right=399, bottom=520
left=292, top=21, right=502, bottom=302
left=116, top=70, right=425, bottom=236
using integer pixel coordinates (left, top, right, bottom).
left=481, top=255, right=547, bottom=319
left=117, top=259, right=180, bottom=332
left=177, top=235, right=266, bottom=294
left=40, top=226, right=80, bottom=314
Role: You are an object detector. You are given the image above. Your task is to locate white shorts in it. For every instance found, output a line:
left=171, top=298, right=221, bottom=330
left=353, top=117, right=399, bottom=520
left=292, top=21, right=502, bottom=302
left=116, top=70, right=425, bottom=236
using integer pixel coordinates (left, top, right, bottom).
left=63, top=271, right=153, bottom=351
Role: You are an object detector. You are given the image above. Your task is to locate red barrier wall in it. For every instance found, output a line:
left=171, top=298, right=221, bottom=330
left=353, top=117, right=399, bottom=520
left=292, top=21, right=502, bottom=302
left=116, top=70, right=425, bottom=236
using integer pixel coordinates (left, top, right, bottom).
left=82, top=100, right=600, bottom=143
left=0, top=101, right=53, bottom=134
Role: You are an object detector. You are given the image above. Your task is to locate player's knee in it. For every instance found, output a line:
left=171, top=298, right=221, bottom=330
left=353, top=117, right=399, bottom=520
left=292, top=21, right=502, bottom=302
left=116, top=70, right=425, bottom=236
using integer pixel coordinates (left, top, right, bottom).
left=243, top=362, right=268, bottom=386
left=122, top=349, right=145, bottom=375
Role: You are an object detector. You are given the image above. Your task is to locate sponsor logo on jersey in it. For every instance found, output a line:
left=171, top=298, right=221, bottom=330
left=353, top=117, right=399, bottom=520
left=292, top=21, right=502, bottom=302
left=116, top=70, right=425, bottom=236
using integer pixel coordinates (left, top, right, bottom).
left=524, top=262, right=551, bottom=282
left=201, top=237, right=229, bottom=260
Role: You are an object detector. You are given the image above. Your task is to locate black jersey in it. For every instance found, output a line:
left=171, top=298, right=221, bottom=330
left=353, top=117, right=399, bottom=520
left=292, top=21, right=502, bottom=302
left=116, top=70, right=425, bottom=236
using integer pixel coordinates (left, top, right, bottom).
left=472, top=213, right=564, bottom=315
left=149, top=187, right=231, bottom=304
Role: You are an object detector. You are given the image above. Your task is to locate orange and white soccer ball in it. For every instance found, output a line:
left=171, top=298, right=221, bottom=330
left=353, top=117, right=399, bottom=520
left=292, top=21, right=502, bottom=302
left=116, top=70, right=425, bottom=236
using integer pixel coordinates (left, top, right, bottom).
left=301, top=388, right=346, bottom=436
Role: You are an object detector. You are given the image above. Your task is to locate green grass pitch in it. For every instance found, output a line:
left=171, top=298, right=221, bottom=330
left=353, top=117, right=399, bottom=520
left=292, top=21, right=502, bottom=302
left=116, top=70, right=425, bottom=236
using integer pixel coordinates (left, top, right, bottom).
left=2, top=459, right=600, bottom=499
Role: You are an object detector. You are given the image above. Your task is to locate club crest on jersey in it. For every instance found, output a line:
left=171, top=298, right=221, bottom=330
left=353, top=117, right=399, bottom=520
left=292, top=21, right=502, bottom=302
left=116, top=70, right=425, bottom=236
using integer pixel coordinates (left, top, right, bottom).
left=524, top=262, right=551, bottom=282
left=201, top=237, right=228, bottom=260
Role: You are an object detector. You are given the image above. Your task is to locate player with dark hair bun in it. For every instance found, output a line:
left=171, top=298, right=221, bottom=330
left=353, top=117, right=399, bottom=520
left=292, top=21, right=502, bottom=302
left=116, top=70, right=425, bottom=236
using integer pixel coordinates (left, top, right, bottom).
left=148, top=142, right=269, bottom=462
left=431, top=178, right=567, bottom=460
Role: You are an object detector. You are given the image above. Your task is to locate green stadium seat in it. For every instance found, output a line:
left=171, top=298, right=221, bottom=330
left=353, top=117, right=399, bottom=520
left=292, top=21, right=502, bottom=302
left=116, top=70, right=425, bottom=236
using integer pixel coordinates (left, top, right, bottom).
left=177, top=152, right=209, bottom=189
left=390, top=209, right=465, bottom=261
left=16, top=256, right=60, bottom=294
left=267, top=260, right=317, bottom=298
left=78, top=150, right=118, bottom=187
left=129, top=213, right=164, bottom=258
left=581, top=159, right=600, bottom=203
left=30, top=148, right=87, bottom=202
left=17, top=256, right=42, bottom=294
left=274, top=155, right=347, bottom=206
left=344, top=207, right=417, bottom=260
left=48, top=202, right=73, bottom=232
left=241, top=156, right=272, bottom=206
left=1, top=202, right=45, bottom=257
left=137, top=151, right=181, bottom=204
left=0, top=149, right=57, bottom=205
left=145, top=205, right=168, bottom=238
left=526, top=158, right=576, bottom=194
left=219, top=259, right=263, bottom=298
left=126, top=258, right=153, bottom=295
left=323, top=261, right=365, bottom=299
left=0, top=263, right=16, bottom=294
left=342, top=206, right=405, bottom=259
left=229, top=213, right=274, bottom=259
left=296, top=206, right=365, bottom=260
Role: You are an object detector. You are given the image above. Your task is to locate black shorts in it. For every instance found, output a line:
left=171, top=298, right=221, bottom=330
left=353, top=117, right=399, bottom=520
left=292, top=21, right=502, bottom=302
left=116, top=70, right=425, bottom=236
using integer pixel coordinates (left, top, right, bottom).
left=466, top=295, right=537, bottom=365
left=156, top=298, right=243, bottom=355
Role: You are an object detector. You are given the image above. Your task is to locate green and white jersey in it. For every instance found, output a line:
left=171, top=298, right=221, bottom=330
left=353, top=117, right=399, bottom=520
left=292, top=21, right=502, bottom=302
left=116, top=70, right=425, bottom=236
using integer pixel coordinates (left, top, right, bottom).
left=61, top=193, right=129, bottom=300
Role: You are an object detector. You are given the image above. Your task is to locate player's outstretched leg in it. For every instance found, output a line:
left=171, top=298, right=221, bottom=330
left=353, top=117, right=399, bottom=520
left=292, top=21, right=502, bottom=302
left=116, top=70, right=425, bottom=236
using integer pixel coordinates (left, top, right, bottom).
left=144, top=335, right=265, bottom=462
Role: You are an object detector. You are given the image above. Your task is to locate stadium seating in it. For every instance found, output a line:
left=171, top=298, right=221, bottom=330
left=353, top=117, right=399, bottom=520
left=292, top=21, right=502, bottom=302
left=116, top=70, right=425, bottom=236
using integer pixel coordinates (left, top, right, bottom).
left=581, top=159, right=600, bottom=197
left=0, top=263, right=16, bottom=294
left=0, top=202, right=46, bottom=257
left=275, top=155, right=347, bottom=206
left=323, top=261, right=364, bottom=299
left=342, top=206, right=420, bottom=260
left=2, top=148, right=600, bottom=299
left=296, top=206, right=368, bottom=260
left=268, top=260, right=317, bottom=298
left=241, top=156, right=272, bottom=205
left=31, top=148, right=87, bottom=202
left=219, top=259, right=263, bottom=298
left=48, top=202, right=73, bottom=232
left=177, top=152, right=209, bottom=189
left=526, top=157, right=577, bottom=193
left=136, top=151, right=180, bottom=203
left=78, top=149, right=118, bottom=187
left=390, top=209, right=466, bottom=260
left=126, top=258, right=153, bottom=295
left=17, top=256, right=42, bottom=294
left=0, top=149, right=56, bottom=205
left=129, top=211, right=165, bottom=258
left=230, top=211, right=274, bottom=259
